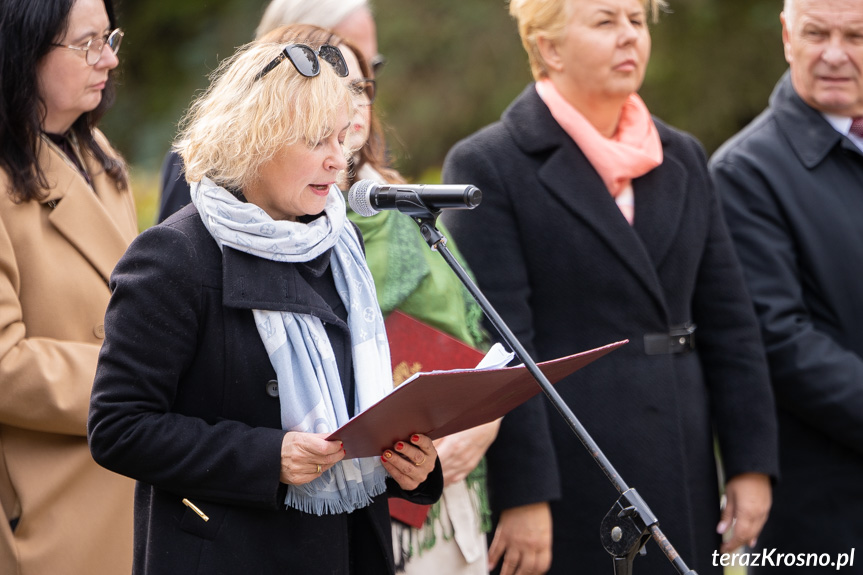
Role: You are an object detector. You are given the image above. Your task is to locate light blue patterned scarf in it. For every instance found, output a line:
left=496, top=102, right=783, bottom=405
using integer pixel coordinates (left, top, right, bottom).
left=191, top=177, right=392, bottom=515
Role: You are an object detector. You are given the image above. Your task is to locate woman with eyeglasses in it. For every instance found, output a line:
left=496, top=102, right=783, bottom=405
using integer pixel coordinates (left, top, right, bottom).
left=0, top=0, right=136, bottom=572
left=87, top=33, right=442, bottom=575
left=442, top=0, right=779, bottom=574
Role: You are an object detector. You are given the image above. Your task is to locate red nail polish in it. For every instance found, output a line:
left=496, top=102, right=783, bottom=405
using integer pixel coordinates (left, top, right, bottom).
left=396, top=442, right=405, bottom=451
left=411, top=435, right=420, bottom=443
left=381, top=454, right=387, bottom=463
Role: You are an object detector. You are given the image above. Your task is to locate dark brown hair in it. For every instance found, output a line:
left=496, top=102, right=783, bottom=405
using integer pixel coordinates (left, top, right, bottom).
left=0, top=0, right=128, bottom=203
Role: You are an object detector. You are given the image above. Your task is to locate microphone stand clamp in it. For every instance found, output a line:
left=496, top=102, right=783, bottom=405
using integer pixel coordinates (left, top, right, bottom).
left=600, top=489, right=660, bottom=575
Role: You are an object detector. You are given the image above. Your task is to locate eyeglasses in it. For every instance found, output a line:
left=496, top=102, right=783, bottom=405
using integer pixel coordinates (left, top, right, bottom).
left=348, top=78, right=376, bottom=106
left=255, top=43, right=348, bottom=81
left=370, top=54, right=386, bottom=76
left=52, top=28, right=123, bottom=66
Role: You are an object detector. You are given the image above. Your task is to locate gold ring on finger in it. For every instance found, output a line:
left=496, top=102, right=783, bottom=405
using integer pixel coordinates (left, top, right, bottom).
left=316, top=464, right=322, bottom=474
left=414, top=455, right=426, bottom=467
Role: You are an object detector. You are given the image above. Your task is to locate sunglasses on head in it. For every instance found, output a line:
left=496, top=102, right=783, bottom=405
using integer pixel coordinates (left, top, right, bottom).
left=255, top=43, right=349, bottom=81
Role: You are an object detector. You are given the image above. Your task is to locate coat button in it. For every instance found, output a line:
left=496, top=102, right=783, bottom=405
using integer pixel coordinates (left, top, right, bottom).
left=266, top=380, right=279, bottom=398
left=93, top=324, right=105, bottom=339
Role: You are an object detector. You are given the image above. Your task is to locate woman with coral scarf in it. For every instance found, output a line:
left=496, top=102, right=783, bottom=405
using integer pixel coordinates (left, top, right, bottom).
left=442, top=1, right=778, bottom=574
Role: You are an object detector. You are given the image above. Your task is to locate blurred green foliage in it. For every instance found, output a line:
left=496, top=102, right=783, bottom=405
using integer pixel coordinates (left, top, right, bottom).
left=102, top=0, right=788, bottom=189
left=105, top=0, right=269, bottom=172
left=643, top=0, right=787, bottom=152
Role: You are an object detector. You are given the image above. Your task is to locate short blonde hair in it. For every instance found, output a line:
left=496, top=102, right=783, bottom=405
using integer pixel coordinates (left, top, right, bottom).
left=509, top=0, right=667, bottom=80
left=175, top=40, right=352, bottom=190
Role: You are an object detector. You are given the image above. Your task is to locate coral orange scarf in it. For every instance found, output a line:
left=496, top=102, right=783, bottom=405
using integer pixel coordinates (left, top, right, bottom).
left=536, top=79, right=662, bottom=224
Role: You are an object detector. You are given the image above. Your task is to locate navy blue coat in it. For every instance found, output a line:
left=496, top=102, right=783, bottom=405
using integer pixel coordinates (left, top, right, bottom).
left=442, top=85, right=778, bottom=575
left=88, top=204, right=442, bottom=575
left=711, top=72, right=863, bottom=573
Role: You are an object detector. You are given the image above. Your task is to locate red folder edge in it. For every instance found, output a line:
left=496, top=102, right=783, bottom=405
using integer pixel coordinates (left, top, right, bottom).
left=328, top=338, right=629, bottom=458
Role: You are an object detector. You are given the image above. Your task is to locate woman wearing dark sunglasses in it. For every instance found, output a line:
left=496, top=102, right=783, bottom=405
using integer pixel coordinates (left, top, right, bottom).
left=0, top=0, right=136, bottom=573
left=258, top=23, right=497, bottom=575
left=87, top=35, right=442, bottom=575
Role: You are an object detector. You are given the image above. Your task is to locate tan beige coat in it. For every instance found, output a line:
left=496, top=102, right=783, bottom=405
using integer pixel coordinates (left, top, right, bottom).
left=0, top=131, right=137, bottom=575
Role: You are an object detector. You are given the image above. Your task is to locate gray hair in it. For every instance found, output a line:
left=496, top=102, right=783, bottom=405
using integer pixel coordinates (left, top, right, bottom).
left=256, top=0, right=368, bottom=39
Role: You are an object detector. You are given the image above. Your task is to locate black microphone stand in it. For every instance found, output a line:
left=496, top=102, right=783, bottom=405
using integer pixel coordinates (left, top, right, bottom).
left=395, top=197, right=698, bottom=575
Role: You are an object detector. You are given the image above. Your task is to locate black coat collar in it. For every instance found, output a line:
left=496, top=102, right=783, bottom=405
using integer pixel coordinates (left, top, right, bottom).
left=221, top=246, right=343, bottom=325
left=165, top=204, right=346, bottom=324
left=771, top=70, right=862, bottom=167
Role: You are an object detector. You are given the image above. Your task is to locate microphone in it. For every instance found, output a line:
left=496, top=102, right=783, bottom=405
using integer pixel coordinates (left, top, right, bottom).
left=348, top=180, right=482, bottom=217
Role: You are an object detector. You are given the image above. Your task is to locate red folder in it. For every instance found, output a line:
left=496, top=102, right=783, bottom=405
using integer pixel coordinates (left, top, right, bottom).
left=381, top=311, right=487, bottom=527
left=328, top=335, right=628, bottom=458
left=385, top=310, right=487, bottom=386
left=347, top=311, right=627, bottom=528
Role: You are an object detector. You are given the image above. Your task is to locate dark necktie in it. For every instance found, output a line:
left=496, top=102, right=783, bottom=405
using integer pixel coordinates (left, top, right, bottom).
left=850, top=117, right=863, bottom=138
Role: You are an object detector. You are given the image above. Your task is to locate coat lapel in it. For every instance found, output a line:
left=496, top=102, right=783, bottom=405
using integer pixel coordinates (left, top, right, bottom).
left=770, top=71, right=863, bottom=165
left=631, top=123, right=688, bottom=271
left=505, top=87, right=668, bottom=312
left=39, top=138, right=136, bottom=284
left=221, top=247, right=343, bottom=323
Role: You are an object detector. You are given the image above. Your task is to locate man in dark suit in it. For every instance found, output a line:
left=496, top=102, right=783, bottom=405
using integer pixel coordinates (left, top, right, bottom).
left=710, top=0, right=863, bottom=572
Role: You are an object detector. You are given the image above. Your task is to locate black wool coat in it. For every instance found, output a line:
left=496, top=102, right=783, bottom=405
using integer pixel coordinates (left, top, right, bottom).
left=711, top=72, right=863, bottom=573
left=441, top=85, right=778, bottom=575
left=88, top=204, right=442, bottom=575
